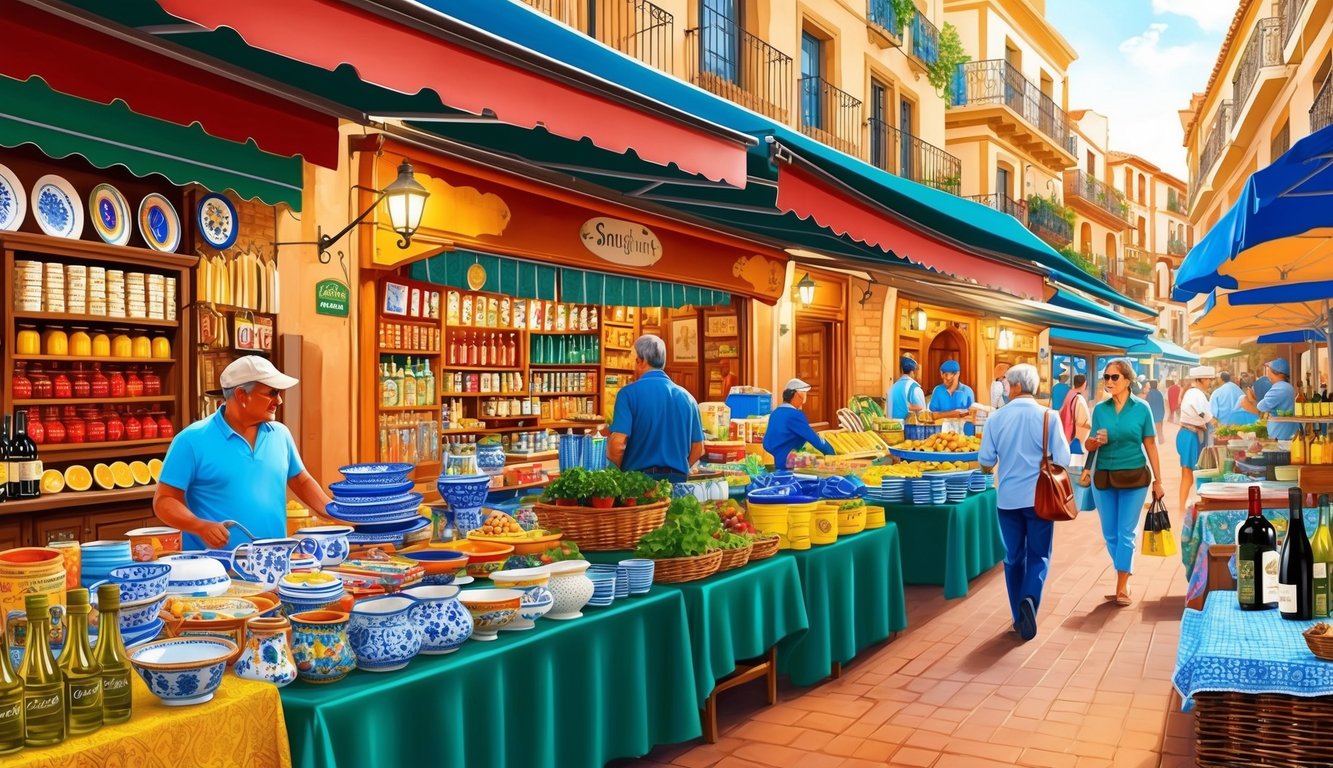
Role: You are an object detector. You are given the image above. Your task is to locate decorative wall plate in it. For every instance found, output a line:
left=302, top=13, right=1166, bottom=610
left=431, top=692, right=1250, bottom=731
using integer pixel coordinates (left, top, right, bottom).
left=467, top=262, right=487, bottom=290
left=0, top=163, right=25, bottom=231
left=196, top=193, right=238, bottom=250
left=89, top=183, right=132, bottom=246
left=31, top=174, right=83, bottom=239
left=139, top=193, right=181, bottom=252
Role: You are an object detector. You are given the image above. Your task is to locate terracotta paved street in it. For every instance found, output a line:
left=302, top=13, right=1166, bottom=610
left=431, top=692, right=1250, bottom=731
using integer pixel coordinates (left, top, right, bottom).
left=619, top=422, right=1197, bottom=768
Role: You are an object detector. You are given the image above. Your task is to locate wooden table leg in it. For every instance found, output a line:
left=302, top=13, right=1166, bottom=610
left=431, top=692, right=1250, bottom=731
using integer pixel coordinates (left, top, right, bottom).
left=766, top=647, right=778, bottom=705
left=831, top=661, right=843, bottom=679
left=700, top=647, right=781, bottom=743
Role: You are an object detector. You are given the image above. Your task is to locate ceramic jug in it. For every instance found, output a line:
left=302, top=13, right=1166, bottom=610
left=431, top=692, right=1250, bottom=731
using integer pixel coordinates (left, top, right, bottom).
left=295, top=526, right=354, bottom=567
left=233, top=616, right=298, bottom=687
left=289, top=610, right=357, bottom=685
left=348, top=595, right=423, bottom=672
left=402, top=585, right=473, bottom=654
left=230, top=538, right=298, bottom=587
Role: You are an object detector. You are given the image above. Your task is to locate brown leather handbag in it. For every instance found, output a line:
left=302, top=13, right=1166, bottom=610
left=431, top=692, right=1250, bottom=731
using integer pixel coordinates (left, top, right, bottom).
left=1035, top=410, right=1079, bottom=522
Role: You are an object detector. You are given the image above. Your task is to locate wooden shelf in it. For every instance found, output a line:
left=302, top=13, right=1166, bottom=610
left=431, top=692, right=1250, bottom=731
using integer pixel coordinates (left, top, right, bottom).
left=441, top=391, right=529, bottom=397
left=603, top=321, right=636, bottom=328
left=0, top=485, right=156, bottom=517
left=14, top=396, right=175, bottom=406
left=12, top=355, right=175, bottom=364
left=35, top=437, right=173, bottom=455
left=528, top=391, right=597, bottom=397
left=530, top=330, right=597, bottom=335
left=380, top=404, right=440, bottom=412
left=378, top=349, right=441, bottom=356
left=478, top=415, right=540, bottom=421
left=384, top=316, right=439, bottom=325
left=507, top=450, right=558, bottom=461
left=529, top=363, right=601, bottom=369
left=13, top=311, right=179, bottom=328
left=439, top=365, right=522, bottom=372
left=489, top=478, right=551, bottom=494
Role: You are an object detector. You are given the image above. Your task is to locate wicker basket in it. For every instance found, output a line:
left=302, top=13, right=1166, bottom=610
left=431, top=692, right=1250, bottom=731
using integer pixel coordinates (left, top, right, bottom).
left=1304, top=625, right=1333, bottom=660
left=534, top=500, right=668, bottom=551
left=717, top=543, right=753, bottom=572
left=749, top=535, right=781, bottom=561
left=1194, top=690, right=1333, bottom=767
left=653, top=549, right=724, bottom=583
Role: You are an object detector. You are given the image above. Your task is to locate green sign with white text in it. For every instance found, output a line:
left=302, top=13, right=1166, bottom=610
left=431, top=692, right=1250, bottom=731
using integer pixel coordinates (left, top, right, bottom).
left=315, top=278, right=350, bottom=317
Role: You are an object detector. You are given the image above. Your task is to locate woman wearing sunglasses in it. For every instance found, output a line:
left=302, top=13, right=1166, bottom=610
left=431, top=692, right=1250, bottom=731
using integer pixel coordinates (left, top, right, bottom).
left=1080, top=358, right=1165, bottom=606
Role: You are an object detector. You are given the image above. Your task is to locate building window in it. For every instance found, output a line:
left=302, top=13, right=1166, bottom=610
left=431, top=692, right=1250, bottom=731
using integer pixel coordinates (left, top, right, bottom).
left=1272, top=119, right=1290, bottom=159
left=1137, top=174, right=1146, bottom=204
left=800, top=31, right=824, bottom=130
left=899, top=96, right=916, bottom=178
left=869, top=79, right=889, bottom=168
left=700, top=0, right=740, bottom=83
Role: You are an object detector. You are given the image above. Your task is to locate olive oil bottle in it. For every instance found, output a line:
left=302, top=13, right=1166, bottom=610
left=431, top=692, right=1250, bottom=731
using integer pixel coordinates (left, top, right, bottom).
left=57, top=588, right=101, bottom=735
left=93, top=584, right=132, bottom=724
left=0, top=628, right=23, bottom=755
left=19, top=594, right=64, bottom=747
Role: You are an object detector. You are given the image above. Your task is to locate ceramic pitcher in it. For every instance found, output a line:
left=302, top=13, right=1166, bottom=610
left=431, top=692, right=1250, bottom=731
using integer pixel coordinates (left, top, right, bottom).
left=289, top=610, right=357, bottom=685
left=402, top=585, right=473, bottom=654
left=233, top=616, right=298, bottom=687
left=348, top=595, right=423, bottom=672
left=295, top=526, right=354, bottom=567
left=230, top=538, right=298, bottom=587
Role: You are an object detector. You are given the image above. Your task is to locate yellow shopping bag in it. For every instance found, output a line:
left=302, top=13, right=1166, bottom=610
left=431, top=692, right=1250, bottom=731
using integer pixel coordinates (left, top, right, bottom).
left=1140, top=497, right=1177, bottom=557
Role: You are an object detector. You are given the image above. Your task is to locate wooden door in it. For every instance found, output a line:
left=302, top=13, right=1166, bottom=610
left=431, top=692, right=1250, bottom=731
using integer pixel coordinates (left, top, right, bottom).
left=926, top=328, right=968, bottom=393
left=665, top=309, right=702, bottom=400
left=795, top=319, right=832, bottom=427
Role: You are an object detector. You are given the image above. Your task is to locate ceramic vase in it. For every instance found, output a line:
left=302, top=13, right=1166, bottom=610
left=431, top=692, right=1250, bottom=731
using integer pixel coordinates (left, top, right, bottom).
left=348, top=595, right=423, bottom=672
left=233, top=616, right=298, bottom=687
left=402, top=585, right=473, bottom=654
left=476, top=443, right=506, bottom=476
left=543, top=560, right=594, bottom=621
left=436, top=474, right=493, bottom=537
left=289, top=610, right=357, bottom=684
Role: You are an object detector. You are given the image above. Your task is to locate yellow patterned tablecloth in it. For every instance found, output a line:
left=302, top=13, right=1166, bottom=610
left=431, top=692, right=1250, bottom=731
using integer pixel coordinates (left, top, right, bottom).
left=10, top=674, right=291, bottom=767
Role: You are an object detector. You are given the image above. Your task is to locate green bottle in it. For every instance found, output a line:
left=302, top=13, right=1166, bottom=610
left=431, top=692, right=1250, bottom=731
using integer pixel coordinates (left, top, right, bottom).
left=19, top=594, right=64, bottom=747
left=93, top=584, right=132, bottom=724
left=1313, top=495, right=1333, bottom=619
left=0, top=625, right=23, bottom=755
left=57, top=588, right=101, bottom=735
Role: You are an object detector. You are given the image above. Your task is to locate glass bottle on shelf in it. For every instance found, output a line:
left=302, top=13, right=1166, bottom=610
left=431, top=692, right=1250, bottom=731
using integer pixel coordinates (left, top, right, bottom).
left=43, top=327, right=68, bottom=357
left=72, top=365, right=90, bottom=398
left=69, top=327, right=92, bottom=358
left=64, top=414, right=85, bottom=444
left=142, top=366, right=161, bottom=397
left=25, top=409, right=44, bottom=446
left=83, top=408, right=105, bottom=443
left=31, top=366, right=52, bottom=399
left=103, top=410, right=123, bottom=442
left=0, top=616, right=21, bottom=754
left=124, top=368, right=144, bottom=398
left=490, top=333, right=500, bottom=368
left=140, top=411, right=158, bottom=439
left=12, top=362, right=32, bottom=399
left=479, top=335, right=490, bottom=367
left=19, top=594, right=65, bottom=747
left=131, top=335, right=151, bottom=360
left=123, top=412, right=142, bottom=440
left=93, top=584, right=133, bottom=725
left=51, top=370, right=72, bottom=400
left=468, top=333, right=479, bottom=367
left=43, top=406, right=65, bottom=444
left=403, top=358, right=417, bottom=408
left=110, top=332, right=132, bottom=359
left=16, top=325, right=40, bottom=356
left=91, top=332, right=110, bottom=357
left=56, top=588, right=102, bottom=736
left=108, top=367, right=126, bottom=398
left=151, top=336, right=171, bottom=359
left=507, top=333, right=517, bottom=369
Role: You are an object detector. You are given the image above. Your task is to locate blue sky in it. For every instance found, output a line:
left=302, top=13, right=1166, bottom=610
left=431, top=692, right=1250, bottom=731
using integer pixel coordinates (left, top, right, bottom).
left=1047, top=0, right=1238, bottom=178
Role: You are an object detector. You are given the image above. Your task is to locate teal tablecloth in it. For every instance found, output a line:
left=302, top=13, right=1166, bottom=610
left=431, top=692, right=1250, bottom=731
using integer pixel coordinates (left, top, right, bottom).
left=585, top=551, right=810, bottom=704
left=878, top=488, right=1005, bottom=599
left=280, top=588, right=699, bottom=768
left=778, top=523, right=908, bottom=686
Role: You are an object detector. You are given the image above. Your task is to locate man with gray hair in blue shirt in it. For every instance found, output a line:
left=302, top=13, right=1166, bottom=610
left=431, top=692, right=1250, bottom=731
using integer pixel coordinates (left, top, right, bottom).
left=608, top=335, right=705, bottom=481
left=978, top=363, right=1071, bottom=642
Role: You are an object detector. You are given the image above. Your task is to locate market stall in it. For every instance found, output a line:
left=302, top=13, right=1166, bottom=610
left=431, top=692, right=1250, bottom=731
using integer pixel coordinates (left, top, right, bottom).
left=1179, top=486, right=1313, bottom=605
left=877, top=489, right=1006, bottom=599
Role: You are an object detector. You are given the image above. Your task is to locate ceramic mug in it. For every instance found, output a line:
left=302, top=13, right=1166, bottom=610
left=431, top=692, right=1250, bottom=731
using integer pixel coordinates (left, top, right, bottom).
left=230, top=538, right=298, bottom=588
left=126, top=527, right=183, bottom=562
left=295, top=526, right=354, bottom=567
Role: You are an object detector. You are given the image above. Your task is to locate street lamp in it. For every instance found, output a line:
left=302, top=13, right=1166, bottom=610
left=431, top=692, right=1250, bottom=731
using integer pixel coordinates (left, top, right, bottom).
left=797, top=273, right=816, bottom=306
left=998, top=326, right=1015, bottom=351
left=313, top=160, right=430, bottom=263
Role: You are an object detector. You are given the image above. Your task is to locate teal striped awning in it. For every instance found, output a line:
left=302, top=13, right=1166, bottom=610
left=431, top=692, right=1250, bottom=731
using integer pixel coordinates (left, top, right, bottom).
left=559, top=269, right=731, bottom=308
left=409, top=251, right=558, bottom=301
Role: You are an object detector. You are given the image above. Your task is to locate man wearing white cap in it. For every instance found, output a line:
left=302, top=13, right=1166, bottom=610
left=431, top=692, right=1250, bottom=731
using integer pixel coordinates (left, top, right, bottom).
left=153, top=355, right=331, bottom=551
left=1178, top=365, right=1217, bottom=515
left=763, top=378, right=835, bottom=470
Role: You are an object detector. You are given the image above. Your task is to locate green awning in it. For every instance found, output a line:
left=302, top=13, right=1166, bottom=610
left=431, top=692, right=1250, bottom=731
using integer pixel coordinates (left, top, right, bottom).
left=559, top=269, right=731, bottom=308
left=0, top=75, right=303, bottom=209
left=409, top=251, right=558, bottom=301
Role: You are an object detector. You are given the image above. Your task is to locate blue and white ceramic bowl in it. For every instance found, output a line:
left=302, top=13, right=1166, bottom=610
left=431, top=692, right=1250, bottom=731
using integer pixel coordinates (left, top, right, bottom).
left=345, top=516, right=431, bottom=549
left=348, top=595, right=423, bottom=672
left=618, top=559, right=655, bottom=595
left=338, top=463, right=415, bottom=485
left=108, top=563, right=171, bottom=603
left=329, top=479, right=414, bottom=498
left=130, top=637, right=236, bottom=706
left=402, top=585, right=473, bottom=654
left=397, top=549, right=469, bottom=586
left=587, top=571, right=616, bottom=607
left=160, top=554, right=231, bottom=597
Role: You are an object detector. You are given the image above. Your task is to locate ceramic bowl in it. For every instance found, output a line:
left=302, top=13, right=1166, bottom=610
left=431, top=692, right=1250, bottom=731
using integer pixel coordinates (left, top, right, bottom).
left=348, top=594, right=423, bottom=672
left=489, top=566, right=552, bottom=589
left=467, top=529, right=563, bottom=557
left=108, top=563, right=171, bottom=603
left=130, top=637, right=236, bottom=706
left=160, top=554, right=231, bottom=597
left=436, top=540, right=514, bottom=578
left=501, top=585, right=553, bottom=631
left=457, top=588, right=522, bottom=641
left=172, top=597, right=260, bottom=622
left=401, top=584, right=473, bottom=654
left=396, top=549, right=469, bottom=586
left=338, top=462, right=414, bottom=485
left=544, top=560, right=594, bottom=621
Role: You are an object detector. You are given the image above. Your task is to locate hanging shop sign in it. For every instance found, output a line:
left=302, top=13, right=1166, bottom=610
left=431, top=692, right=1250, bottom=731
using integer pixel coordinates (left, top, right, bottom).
left=315, top=278, right=350, bottom=317
left=579, top=217, right=662, bottom=267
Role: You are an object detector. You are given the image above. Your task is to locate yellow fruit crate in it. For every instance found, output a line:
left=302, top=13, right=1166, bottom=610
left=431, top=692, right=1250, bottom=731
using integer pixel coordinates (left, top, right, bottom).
left=818, top=429, right=890, bottom=457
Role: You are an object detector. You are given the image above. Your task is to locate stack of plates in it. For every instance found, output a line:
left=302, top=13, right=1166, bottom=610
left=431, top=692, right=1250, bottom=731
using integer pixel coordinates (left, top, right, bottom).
left=968, top=470, right=988, bottom=494
left=907, top=477, right=948, bottom=505
left=618, top=559, right=654, bottom=595
left=586, top=571, right=616, bottom=607
left=146, top=273, right=166, bottom=320
left=87, top=266, right=107, bottom=316
left=927, top=470, right=972, bottom=502
left=589, top=564, right=629, bottom=599
left=126, top=272, right=147, bottom=319
left=107, top=270, right=126, bottom=318
left=878, top=477, right=907, bottom=503
left=277, top=572, right=346, bottom=614
left=44, top=262, right=65, bottom=312
left=12, top=260, right=41, bottom=312
left=65, top=264, right=87, bottom=314
left=81, top=540, right=134, bottom=588
left=329, top=463, right=426, bottom=548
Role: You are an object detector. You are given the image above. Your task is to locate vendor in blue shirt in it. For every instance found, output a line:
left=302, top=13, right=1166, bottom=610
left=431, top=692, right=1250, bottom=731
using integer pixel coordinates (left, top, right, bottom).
left=763, top=378, right=835, bottom=470
left=1240, top=358, right=1298, bottom=440
left=154, top=356, right=332, bottom=551
left=608, top=335, right=705, bottom=481
left=889, top=355, right=926, bottom=420
left=928, top=359, right=977, bottom=435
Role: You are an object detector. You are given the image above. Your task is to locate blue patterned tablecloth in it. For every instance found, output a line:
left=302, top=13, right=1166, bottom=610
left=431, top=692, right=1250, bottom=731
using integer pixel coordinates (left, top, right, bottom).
left=1179, top=504, right=1316, bottom=601
left=1173, top=591, right=1333, bottom=710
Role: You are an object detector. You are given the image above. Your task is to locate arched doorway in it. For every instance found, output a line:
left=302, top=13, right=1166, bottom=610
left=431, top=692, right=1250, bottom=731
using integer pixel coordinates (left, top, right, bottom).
left=925, top=328, right=968, bottom=392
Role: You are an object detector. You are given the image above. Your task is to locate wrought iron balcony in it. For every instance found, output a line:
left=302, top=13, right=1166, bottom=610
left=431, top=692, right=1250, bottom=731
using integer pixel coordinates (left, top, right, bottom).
left=910, top=11, right=940, bottom=67
left=867, top=0, right=901, bottom=37
left=799, top=77, right=862, bottom=156
left=1197, top=100, right=1232, bottom=187
left=967, top=193, right=1027, bottom=222
left=1281, top=0, right=1310, bottom=46
left=867, top=118, right=961, bottom=194
left=1123, top=246, right=1155, bottom=280
left=517, top=0, right=674, bottom=72
left=951, top=60, right=1077, bottom=157
left=1233, top=18, right=1283, bottom=110
left=1064, top=170, right=1129, bottom=227
left=686, top=7, right=793, bottom=123
left=1026, top=200, right=1073, bottom=248
left=1313, top=78, right=1332, bottom=133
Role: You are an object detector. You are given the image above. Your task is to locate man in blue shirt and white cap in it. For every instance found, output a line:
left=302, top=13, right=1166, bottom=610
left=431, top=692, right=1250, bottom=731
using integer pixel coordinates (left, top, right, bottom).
left=763, top=378, right=835, bottom=470
left=928, top=359, right=977, bottom=435
left=1241, top=358, right=1298, bottom=440
left=889, top=355, right=926, bottom=420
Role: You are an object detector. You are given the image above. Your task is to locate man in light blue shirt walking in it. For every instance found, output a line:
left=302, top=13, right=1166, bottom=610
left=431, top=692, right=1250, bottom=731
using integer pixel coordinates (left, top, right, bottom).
left=979, top=364, right=1071, bottom=642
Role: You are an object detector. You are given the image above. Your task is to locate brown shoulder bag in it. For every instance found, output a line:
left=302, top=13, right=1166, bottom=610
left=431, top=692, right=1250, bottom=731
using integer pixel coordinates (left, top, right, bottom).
left=1035, top=410, right=1079, bottom=522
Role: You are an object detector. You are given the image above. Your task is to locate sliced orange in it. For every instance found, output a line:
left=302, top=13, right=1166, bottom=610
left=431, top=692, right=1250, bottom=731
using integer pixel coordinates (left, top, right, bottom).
left=93, top=463, right=116, bottom=490
left=129, top=461, right=152, bottom=486
left=109, top=461, right=134, bottom=489
left=64, top=465, right=93, bottom=492
left=148, top=458, right=163, bottom=482
left=40, top=469, right=65, bottom=494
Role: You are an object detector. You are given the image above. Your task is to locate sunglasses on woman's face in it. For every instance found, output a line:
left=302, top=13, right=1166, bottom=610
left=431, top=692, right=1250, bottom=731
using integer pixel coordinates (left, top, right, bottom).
left=1102, top=373, right=1123, bottom=382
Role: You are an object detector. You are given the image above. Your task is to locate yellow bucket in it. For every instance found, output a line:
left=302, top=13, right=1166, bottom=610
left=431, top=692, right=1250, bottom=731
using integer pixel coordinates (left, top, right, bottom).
left=811, top=506, right=839, bottom=545
left=863, top=505, right=886, bottom=529
left=0, top=547, right=67, bottom=634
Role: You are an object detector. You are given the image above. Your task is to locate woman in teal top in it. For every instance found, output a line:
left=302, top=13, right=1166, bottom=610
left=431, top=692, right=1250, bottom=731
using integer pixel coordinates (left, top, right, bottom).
left=1079, top=358, right=1165, bottom=607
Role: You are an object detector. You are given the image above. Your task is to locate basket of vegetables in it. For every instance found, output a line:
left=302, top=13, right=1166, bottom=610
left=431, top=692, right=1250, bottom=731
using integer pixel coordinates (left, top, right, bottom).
left=535, top=468, right=671, bottom=550
left=715, top=532, right=753, bottom=572
left=749, top=534, right=781, bottom=561
left=635, top=496, right=725, bottom=583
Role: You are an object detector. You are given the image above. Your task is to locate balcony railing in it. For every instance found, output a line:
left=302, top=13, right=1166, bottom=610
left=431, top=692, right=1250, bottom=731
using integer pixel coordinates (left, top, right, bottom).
left=867, top=0, right=901, bottom=37
left=1064, top=170, right=1129, bottom=224
left=910, top=11, right=940, bottom=67
left=799, top=77, right=862, bottom=156
left=1123, top=246, right=1154, bottom=279
left=518, top=0, right=674, bottom=72
left=1281, top=0, right=1310, bottom=46
left=968, top=193, right=1026, bottom=222
left=1198, top=100, right=1232, bottom=185
left=686, top=7, right=792, bottom=123
left=1233, top=18, right=1283, bottom=110
left=1168, top=238, right=1189, bottom=257
left=1026, top=201, right=1074, bottom=247
left=867, top=118, right=961, bottom=195
left=951, top=60, right=1077, bottom=157
left=1313, top=78, right=1333, bottom=133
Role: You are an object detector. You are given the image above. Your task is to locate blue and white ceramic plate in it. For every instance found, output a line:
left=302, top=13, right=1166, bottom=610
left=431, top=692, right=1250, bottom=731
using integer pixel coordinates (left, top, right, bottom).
left=89, top=183, right=132, bottom=246
left=196, top=192, right=238, bottom=250
left=138, top=193, right=180, bottom=252
left=325, top=501, right=423, bottom=526
left=31, top=174, right=82, bottom=239
left=0, top=163, right=25, bottom=231
left=345, top=516, right=430, bottom=547
left=328, top=479, right=414, bottom=498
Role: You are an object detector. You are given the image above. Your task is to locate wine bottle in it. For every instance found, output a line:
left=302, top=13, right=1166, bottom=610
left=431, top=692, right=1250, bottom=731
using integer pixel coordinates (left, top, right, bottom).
left=0, top=414, right=9, bottom=504
left=1238, top=485, right=1279, bottom=610
left=1314, top=495, right=1333, bottom=618
left=1279, top=487, right=1315, bottom=620
left=93, top=585, right=132, bottom=724
left=56, top=589, right=101, bottom=735
left=19, top=594, right=64, bottom=747
left=0, top=623, right=23, bottom=755
left=9, top=412, right=39, bottom=500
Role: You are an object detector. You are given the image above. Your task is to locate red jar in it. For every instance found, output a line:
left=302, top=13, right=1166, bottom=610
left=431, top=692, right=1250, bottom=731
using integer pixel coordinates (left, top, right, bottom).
left=143, top=368, right=162, bottom=397
left=27, top=409, right=44, bottom=444
left=125, top=369, right=144, bottom=397
left=91, top=365, right=110, bottom=398
left=53, top=372, right=73, bottom=399
left=72, top=366, right=91, bottom=398
left=156, top=414, right=174, bottom=439
left=85, top=414, right=106, bottom=443
left=31, top=366, right=52, bottom=398
left=12, top=363, right=32, bottom=399
left=44, top=415, right=66, bottom=444
left=139, top=413, right=158, bottom=439
left=109, top=368, right=126, bottom=398
left=124, top=414, right=142, bottom=440
left=65, top=418, right=85, bottom=444
left=104, top=410, right=124, bottom=441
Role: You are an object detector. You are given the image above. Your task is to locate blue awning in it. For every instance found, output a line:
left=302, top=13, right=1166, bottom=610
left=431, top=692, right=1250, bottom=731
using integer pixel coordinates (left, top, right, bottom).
left=1050, top=328, right=1148, bottom=351
left=1046, top=289, right=1156, bottom=331
left=1127, top=337, right=1200, bottom=365
left=1258, top=329, right=1326, bottom=343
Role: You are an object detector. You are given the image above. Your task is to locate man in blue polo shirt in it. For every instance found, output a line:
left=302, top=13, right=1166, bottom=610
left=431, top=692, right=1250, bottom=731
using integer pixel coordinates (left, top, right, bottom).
left=608, top=335, right=705, bottom=481
left=889, top=356, right=926, bottom=420
left=928, top=359, right=977, bottom=435
left=154, top=356, right=331, bottom=550
left=1241, top=358, right=1298, bottom=440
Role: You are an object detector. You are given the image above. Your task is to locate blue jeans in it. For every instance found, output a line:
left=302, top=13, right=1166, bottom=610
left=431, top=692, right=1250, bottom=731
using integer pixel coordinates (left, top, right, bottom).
left=1091, top=484, right=1149, bottom=573
left=997, top=506, right=1054, bottom=625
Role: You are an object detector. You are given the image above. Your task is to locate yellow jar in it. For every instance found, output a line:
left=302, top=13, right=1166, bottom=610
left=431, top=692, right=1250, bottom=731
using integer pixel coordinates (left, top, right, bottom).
left=151, top=336, right=172, bottom=359
left=16, top=326, right=40, bottom=355
left=43, top=327, right=69, bottom=356
left=111, top=333, right=133, bottom=358
left=91, top=333, right=111, bottom=357
left=131, top=335, right=152, bottom=359
left=69, top=328, right=92, bottom=357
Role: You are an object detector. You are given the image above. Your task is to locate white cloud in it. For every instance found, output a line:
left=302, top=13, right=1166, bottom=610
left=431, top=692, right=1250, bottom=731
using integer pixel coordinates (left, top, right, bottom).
left=1151, top=0, right=1237, bottom=32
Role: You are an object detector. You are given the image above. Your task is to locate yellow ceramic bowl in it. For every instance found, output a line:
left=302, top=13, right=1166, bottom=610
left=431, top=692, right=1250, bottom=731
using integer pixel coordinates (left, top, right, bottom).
left=432, top=540, right=515, bottom=578
left=467, top=529, right=563, bottom=557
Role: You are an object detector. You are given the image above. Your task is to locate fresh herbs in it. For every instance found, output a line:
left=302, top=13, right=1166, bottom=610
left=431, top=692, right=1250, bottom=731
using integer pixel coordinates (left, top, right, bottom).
left=634, top=496, right=722, bottom=559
